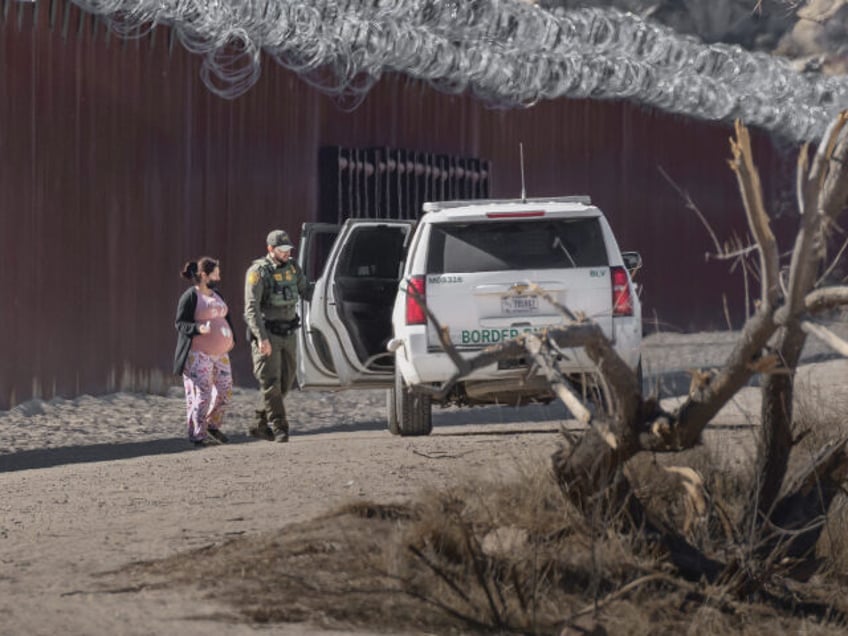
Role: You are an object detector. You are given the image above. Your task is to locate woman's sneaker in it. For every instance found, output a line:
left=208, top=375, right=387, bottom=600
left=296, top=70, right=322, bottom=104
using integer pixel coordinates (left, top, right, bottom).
left=208, top=429, right=229, bottom=444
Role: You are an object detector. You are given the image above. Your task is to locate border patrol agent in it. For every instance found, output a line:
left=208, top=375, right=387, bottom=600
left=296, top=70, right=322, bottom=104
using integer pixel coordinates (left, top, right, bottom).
left=244, top=230, right=307, bottom=442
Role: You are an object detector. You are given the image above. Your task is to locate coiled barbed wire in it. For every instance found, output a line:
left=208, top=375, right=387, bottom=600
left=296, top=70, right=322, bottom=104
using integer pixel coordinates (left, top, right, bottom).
left=71, top=0, right=848, bottom=142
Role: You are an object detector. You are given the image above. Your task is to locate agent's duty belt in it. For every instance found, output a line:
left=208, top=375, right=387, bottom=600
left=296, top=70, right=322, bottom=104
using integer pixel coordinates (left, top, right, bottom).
left=264, top=316, right=300, bottom=336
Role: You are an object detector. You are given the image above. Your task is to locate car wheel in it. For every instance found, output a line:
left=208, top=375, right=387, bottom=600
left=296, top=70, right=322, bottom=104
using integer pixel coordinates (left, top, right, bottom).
left=635, top=358, right=644, bottom=395
left=386, top=387, right=399, bottom=435
left=395, top=364, right=432, bottom=436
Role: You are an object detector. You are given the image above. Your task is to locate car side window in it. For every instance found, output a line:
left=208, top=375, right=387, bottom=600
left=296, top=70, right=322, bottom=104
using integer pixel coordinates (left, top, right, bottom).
left=338, top=226, right=408, bottom=279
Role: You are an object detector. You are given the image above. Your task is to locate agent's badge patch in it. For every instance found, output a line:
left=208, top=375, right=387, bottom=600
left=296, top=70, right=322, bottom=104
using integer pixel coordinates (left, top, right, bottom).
left=285, top=271, right=293, bottom=281
left=273, top=273, right=284, bottom=281
left=247, top=270, right=260, bottom=286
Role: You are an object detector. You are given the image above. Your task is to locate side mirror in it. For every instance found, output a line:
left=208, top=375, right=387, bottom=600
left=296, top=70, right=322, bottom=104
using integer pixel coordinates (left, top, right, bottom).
left=621, top=251, right=642, bottom=277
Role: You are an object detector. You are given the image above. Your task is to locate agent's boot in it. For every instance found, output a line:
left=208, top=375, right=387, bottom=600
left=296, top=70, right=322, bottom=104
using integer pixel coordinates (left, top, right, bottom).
left=271, top=419, right=289, bottom=443
left=248, top=410, right=274, bottom=441
left=272, top=403, right=290, bottom=443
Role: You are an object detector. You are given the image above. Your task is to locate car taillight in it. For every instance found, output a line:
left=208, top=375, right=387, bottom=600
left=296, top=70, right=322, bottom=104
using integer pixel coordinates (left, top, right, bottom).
left=405, top=276, right=427, bottom=325
left=611, top=266, right=633, bottom=317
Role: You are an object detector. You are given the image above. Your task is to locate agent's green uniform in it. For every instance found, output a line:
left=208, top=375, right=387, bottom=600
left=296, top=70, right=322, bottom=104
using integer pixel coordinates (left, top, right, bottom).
left=244, top=254, right=307, bottom=435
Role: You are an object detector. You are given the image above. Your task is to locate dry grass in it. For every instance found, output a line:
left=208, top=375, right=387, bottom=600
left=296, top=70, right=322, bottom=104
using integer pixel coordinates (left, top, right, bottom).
left=792, top=388, right=848, bottom=576
left=114, top=401, right=848, bottom=634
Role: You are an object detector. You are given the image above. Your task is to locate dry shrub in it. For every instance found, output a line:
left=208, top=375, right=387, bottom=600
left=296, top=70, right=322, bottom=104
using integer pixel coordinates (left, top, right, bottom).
left=626, top=444, right=748, bottom=550
left=792, top=386, right=848, bottom=577
left=394, top=464, right=651, bottom=633
left=819, top=497, right=848, bottom=577
left=792, top=380, right=848, bottom=456
left=110, top=448, right=848, bottom=634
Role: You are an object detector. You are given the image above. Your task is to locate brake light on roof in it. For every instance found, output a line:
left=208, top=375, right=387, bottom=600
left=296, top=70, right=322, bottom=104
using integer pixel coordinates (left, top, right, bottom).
left=405, top=276, right=427, bottom=325
left=611, top=266, right=633, bottom=317
left=485, top=211, right=546, bottom=218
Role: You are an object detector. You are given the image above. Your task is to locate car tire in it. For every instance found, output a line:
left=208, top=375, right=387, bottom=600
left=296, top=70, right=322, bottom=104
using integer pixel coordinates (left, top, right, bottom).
left=635, top=358, right=643, bottom=395
left=395, top=364, right=432, bottom=436
left=386, top=387, right=400, bottom=435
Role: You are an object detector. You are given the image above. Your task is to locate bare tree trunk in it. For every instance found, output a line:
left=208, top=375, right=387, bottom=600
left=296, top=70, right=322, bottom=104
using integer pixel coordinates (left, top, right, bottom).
left=750, top=322, right=805, bottom=520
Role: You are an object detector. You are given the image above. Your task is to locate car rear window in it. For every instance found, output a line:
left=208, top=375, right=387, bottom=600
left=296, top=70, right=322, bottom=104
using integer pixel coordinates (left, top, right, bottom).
left=426, top=218, right=608, bottom=274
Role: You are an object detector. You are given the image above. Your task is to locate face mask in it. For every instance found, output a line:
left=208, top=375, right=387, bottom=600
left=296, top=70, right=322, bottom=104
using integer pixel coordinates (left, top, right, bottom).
left=206, top=280, right=220, bottom=290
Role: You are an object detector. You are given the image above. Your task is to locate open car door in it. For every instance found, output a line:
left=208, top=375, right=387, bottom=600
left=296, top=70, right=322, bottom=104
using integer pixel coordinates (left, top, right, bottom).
left=297, top=219, right=415, bottom=389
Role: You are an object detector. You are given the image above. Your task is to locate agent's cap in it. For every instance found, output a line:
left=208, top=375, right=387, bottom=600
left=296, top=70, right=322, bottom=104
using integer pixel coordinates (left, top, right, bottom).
left=266, top=230, right=294, bottom=250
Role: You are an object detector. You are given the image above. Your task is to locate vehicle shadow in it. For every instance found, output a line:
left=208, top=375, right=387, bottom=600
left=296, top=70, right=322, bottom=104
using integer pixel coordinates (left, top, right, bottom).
left=297, top=400, right=574, bottom=438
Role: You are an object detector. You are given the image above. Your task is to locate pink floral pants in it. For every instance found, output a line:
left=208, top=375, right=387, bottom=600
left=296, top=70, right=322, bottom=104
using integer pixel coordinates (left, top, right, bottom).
left=182, top=351, right=233, bottom=442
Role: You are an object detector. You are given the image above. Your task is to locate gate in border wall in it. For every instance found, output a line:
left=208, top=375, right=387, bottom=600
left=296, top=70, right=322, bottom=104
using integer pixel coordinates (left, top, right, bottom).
left=318, top=147, right=492, bottom=223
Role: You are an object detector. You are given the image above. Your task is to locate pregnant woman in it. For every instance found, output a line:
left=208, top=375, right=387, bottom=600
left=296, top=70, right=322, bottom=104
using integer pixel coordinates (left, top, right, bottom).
left=173, top=257, right=236, bottom=447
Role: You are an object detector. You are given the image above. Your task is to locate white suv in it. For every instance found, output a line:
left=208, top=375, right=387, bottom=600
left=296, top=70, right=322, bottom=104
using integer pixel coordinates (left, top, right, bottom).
left=296, top=196, right=642, bottom=436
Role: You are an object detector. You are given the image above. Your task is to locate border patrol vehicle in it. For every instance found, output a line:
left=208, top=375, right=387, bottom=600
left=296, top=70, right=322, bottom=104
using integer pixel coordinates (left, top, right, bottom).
left=296, top=196, right=642, bottom=436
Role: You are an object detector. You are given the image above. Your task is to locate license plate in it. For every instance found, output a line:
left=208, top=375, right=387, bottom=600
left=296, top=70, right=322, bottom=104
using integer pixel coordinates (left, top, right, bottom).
left=501, top=295, right=538, bottom=314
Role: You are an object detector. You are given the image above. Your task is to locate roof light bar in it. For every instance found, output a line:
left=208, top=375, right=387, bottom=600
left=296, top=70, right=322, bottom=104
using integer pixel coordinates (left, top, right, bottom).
left=485, top=211, right=546, bottom=219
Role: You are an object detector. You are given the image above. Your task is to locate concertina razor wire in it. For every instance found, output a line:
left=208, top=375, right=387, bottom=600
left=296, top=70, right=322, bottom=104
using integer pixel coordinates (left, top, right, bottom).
left=69, top=0, right=848, bottom=143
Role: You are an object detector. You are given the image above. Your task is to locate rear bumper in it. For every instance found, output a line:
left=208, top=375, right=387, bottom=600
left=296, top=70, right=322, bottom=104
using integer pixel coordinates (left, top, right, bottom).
left=395, top=336, right=639, bottom=387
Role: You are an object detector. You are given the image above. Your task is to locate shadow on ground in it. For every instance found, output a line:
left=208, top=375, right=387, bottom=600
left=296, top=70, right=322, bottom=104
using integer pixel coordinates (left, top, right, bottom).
left=14, top=356, right=836, bottom=473
left=0, top=434, right=262, bottom=473
left=1, top=401, right=572, bottom=472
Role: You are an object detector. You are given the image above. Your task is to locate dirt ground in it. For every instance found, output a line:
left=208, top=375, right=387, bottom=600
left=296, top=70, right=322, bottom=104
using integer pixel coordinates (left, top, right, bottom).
left=1, top=331, right=846, bottom=635
left=0, top=391, right=574, bottom=636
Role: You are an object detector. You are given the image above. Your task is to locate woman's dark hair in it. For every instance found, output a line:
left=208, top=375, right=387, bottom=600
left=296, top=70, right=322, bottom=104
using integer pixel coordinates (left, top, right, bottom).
left=180, top=257, right=218, bottom=282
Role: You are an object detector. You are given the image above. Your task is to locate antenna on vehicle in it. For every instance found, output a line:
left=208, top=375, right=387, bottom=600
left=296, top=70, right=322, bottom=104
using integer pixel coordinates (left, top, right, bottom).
left=519, top=142, right=527, bottom=203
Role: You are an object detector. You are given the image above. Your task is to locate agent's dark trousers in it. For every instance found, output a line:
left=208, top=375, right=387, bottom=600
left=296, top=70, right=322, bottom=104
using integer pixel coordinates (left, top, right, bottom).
left=251, top=332, right=296, bottom=432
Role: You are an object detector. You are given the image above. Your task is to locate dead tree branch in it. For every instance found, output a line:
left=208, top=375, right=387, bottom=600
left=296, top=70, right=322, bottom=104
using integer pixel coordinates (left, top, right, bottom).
left=728, top=119, right=781, bottom=307
left=525, top=333, right=592, bottom=425
left=800, top=321, right=848, bottom=357
left=816, top=235, right=848, bottom=286
left=658, top=165, right=723, bottom=256
left=799, top=285, right=848, bottom=315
